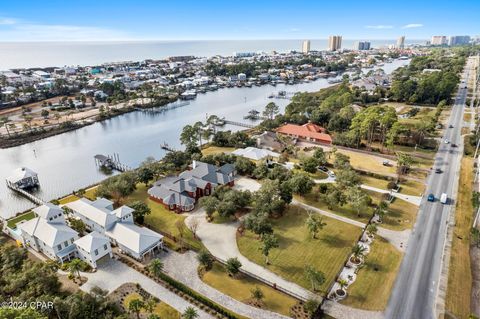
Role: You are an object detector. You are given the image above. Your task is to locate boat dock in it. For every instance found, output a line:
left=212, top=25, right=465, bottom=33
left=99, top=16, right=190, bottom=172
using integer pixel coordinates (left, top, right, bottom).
left=135, top=101, right=190, bottom=114
left=223, top=120, right=256, bottom=129
left=94, top=153, right=131, bottom=172
left=160, top=142, right=176, bottom=152
left=5, top=181, right=44, bottom=205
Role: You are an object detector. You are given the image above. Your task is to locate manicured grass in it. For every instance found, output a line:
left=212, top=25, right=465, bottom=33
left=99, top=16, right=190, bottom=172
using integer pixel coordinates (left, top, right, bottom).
left=123, top=292, right=180, bottom=318
left=330, top=151, right=396, bottom=176
left=201, top=146, right=236, bottom=156
left=6, top=211, right=36, bottom=229
left=237, top=206, right=363, bottom=294
left=445, top=156, right=474, bottom=319
left=297, top=192, right=373, bottom=225
left=202, top=263, right=298, bottom=316
left=360, top=175, right=390, bottom=190
left=398, top=178, right=425, bottom=196
left=292, top=168, right=328, bottom=180
left=58, top=194, right=79, bottom=205
left=341, top=237, right=402, bottom=310
left=57, top=186, right=98, bottom=204
left=126, top=184, right=205, bottom=251
left=366, top=191, right=418, bottom=231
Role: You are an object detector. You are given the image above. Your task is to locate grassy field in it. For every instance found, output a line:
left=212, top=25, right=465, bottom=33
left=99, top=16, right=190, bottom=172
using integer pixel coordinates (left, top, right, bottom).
left=201, top=146, right=236, bottom=156
left=126, top=184, right=205, bottom=251
left=123, top=292, right=180, bottom=318
left=6, top=211, right=36, bottom=229
left=366, top=191, right=418, bottom=231
left=360, top=175, right=425, bottom=196
left=341, top=237, right=402, bottom=310
left=57, top=186, right=98, bottom=204
left=445, top=156, right=474, bottom=319
left=202, top=263, right=298, bottom=316
left=330, top=151, right=396, bottom=176
left=398, top=107, right=437, bottom=126
left=237, top=206, right=362, bottom=294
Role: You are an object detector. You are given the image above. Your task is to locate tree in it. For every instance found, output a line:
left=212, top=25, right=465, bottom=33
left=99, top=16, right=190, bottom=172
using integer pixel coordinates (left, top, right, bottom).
left=244, top=212, right=273, bottom=237
left=182, top=306, right=199, bottom=319
left=41, top=109, right=49, bottom=119
left=305, top=265, right=326, bottom=291
left=250, top=286, right=264, bottom=304
left=263, top=102, right=279, bottom=120
left=306, top=212, right=326, bottom=239
left=303, top=298, right=320, bottom=316
left=333, top=153, right=350, bottom=169
left=69, top=219, right=86, bottom=235
left=312, top=148, right=327, bottom=166
left=129, top=201, right=151, bottom=224
left=376, top=200, right=389, bottom=221
left=128, top=298, right=144, bottom=319
left=148, top=258, right=164, bottom=278
left=366, top=224, right=378, bottom=235
left=234, top=156, right=256, bottom=175
left=197, top=250, right=214, bottom=270
left=300, top=156, right=319, bottom=173
left=351, top=244, right=367, bottom=263
left=259, top=233, right=279, bottom=264
left=347, top=187, right=371, bottom=217
left=144, top=297, right=157, bottom=316
left=335, top=168, right=360, bottom=189
left=190, top=218, right=200, bottom=238
left=396, top=152, right=413, bottom=175
left=68, top=258, right=83, bottom=281
left=253, top=180, right=287, bottom=216
left=137, top=166, right=154, bottom=186
left=338, top=278, right=349, bottom=291
left=199, top=196, right=219, bottom=220
left=225, top=257, right=242, bottom=277
left=95, top=172, right=137, bottom=206
left=287, top=173, right=314, bottom=195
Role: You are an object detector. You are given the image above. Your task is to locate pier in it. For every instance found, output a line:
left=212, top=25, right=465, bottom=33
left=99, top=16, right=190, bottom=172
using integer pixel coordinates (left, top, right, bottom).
left=94, top=153, right=131, bottom=172
left=135, top=101, right=190, bottom=114
left=223, top=120, right=256, bottom=129
left=5, top=181, right=44, bottom=205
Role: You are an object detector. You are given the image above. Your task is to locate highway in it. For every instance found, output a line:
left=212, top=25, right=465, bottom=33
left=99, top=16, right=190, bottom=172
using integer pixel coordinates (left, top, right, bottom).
left=386, top=58, right=474, bottom=319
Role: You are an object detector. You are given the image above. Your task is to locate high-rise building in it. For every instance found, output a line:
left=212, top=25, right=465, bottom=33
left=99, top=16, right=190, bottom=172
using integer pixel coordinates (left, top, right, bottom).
left=328, top=35, right=342, bottom=51
left=354, top=41, right=371, bottom=50
left=448, top=35, right=471, bottom=46
left=431, top=36, right=448, bottom=45
left=397, top=36, right=405, bottom=49
left=302, top=40, right=311, bottom=54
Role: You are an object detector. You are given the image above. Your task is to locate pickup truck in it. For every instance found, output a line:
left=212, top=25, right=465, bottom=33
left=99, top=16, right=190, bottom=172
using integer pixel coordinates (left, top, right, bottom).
left=440, top=193, right=448, bottom=204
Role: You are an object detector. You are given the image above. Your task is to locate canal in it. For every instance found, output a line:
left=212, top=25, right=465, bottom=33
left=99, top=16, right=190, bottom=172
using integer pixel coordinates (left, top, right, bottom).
left=0, top=59, right=409, bottom=219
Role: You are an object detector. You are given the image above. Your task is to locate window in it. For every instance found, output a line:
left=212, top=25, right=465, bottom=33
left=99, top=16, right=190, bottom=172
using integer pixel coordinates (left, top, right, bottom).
left=71, top=239, right=74, bottom=244
left=94, top=249, right=98, bottom=256
left=104, top=244, right=108, bottom=250
left=57, top=245, right=62, bottom=251
left=64, top=241, right=68, bottom=247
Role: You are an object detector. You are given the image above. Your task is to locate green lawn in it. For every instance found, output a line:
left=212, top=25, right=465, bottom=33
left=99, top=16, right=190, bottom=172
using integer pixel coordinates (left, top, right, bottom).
left=237, top=206, right=363, bottom=294
left=341, top=237, right=402, bottom=310
left=360, top=175, right=425, bottom=196
left=6, top=211, right=36, bottom=229
left=123, top=292, right=180, bottom=319
left=202, top=263, right=298, bottom=316
left=57, top=186, right=98, bottom=204
left=366, top=191, right=418, bottom=231
left=126, top=184, right=205, bottom=251
left=360, top=175, right=390, bottom=190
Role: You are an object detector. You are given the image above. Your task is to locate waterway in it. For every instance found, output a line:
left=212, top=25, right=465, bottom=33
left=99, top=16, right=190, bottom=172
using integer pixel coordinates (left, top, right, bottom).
left=0, top=59, right=408, bottom=219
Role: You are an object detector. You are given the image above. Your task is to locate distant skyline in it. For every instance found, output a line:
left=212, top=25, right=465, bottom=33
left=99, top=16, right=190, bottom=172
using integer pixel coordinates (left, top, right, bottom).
left=0, top=0, right=478, bottom=41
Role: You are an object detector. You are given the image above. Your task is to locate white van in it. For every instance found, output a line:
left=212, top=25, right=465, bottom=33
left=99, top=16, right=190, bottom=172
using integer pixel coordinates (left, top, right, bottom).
left=440, top=193, right=448, bottom=204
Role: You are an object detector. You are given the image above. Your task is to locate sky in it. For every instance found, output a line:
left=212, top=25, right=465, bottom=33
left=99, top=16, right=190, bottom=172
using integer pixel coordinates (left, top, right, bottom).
left=0, top=0, right=478, bottom=41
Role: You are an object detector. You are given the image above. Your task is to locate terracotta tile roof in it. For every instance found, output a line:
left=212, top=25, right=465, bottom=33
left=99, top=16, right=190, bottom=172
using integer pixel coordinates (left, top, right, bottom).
left=276, top=123, right=332, bottom=144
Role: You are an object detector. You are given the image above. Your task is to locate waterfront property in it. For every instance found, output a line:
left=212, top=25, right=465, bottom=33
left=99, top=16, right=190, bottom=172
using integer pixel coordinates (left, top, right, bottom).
left=232, top=146, right=280, bottom=161
left=276, top=122, right=332, bottom=145
left=148, top=161, right=235, bottom=213
left=6, top=167, right=39, bottom=189
left=64, top=197, right=164, bottom=260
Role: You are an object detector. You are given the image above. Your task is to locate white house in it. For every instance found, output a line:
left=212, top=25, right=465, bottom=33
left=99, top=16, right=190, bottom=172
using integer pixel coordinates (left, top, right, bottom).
left=74, top=231, right=112, bottom=268
left=7, top=167, right=39, bottom=189
left=64, top=197, right=163, bottom=260
left=232, top=147, right=280, bottom=161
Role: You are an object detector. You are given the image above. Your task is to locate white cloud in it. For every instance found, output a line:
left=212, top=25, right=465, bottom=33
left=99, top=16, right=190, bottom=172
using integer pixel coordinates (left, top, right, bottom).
left=0, top=16, right=133, bottom=41
left=402, top=23, right=423, bottom=29
left=365, top=25, right=393, bottom=29
left=0, top=17, right=17, bottom=25
left=289, top=28, right=301, bottom=32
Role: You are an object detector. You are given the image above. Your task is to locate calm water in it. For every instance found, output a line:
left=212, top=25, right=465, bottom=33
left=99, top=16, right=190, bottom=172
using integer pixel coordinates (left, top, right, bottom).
left=0, top=59, right=409, bottom=219
left=0, top=39, right=422, bottom=69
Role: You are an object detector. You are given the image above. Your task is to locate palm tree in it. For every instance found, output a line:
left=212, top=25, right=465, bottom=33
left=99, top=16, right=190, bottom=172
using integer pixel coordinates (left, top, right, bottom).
left=366, top=224, right=378, bottom=236
left=148, top=258, right=164, bottom=278
left=338, top=278, right=349, bottom=291
left=68, top=258, right=82, bottom=281
left=376, top=201, right=389, bottom=222
left=351, top=244, right=367, bottom=264
left=143, top=297, right=156, bottom=316
left=128, top=298, right=144, bottom=319
left=182, top=306, right=199, bottom=319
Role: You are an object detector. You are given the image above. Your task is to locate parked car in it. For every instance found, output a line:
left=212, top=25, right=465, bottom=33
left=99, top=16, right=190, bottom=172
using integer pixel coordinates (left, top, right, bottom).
left=451, top=143, right=457, bottom=147
left=449, top=125, right=454, bottom=128
left=444, top=139, right=450, bottom=144
left=427, top=194, right=435, bottom=202
left=382, top=160, right=390, bottom=166
left=319, top=166, right=329, bottom=172
left=435, top=168, right=442, bottom=174
left=328, top=171, right=336, bottom=178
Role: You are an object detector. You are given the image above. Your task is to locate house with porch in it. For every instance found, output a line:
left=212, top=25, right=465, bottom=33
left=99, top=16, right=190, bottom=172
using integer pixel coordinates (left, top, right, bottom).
left=276, top=122, right=332, bottom=145
left=147, top=160, right=235, bottom=212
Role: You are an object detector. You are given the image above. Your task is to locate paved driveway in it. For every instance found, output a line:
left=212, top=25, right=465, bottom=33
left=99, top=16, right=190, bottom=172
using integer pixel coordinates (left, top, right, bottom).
left=80, top=258, right=213, bottom=319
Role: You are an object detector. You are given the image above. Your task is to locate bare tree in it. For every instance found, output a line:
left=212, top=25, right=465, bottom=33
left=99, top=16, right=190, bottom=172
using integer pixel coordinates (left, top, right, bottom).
left=190, top=219, right=200, bottom=238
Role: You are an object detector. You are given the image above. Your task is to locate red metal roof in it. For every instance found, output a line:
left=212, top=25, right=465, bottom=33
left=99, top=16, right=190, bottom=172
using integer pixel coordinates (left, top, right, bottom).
left=276, top=123, right=332, bottom=144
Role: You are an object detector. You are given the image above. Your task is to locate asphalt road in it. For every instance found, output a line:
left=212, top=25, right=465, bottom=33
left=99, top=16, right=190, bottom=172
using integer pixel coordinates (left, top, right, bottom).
left=385, top=60, right=473, bottom=319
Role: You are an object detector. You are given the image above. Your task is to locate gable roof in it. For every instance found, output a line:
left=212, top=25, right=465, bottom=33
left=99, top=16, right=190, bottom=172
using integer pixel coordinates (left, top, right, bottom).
left=7, top=167, right=38, bottom=183
left=33, top=203, right=65, bottom=223
left=106, top=223, right=163, bottom=255
left=232, top=147, right=280, bottom=161
left=18, top=217, right=78, bottom=247
left=111, top=205, right=134, bottom=219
